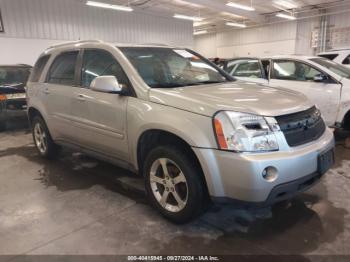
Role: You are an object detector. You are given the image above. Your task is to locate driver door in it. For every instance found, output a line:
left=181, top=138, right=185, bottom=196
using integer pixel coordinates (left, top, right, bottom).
left=268, top=59, right=341, bottom=126
left=70, top=49, right=131, bottom=161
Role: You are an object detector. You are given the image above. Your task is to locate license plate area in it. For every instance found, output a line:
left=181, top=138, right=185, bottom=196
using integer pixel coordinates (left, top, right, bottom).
left=318, top=149, right=334, bottom=175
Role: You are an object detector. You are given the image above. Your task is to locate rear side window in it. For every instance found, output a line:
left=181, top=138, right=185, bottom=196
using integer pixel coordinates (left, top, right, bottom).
left=47, top=51, right=78, bottom=85
left=318, top=54, right=338, bottom=60
left=343, top=55, right=350, bottom=65
left=30, top=55, right=50, bottom=82
left=229, top=60, right=262, bottom=78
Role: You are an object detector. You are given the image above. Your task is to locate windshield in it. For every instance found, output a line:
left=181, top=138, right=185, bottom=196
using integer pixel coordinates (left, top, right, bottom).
left=0, top=67, right=31, bottom=86
left=119, top=47, right=232, bottom=88
left=310, top=58, right=350, bottom=79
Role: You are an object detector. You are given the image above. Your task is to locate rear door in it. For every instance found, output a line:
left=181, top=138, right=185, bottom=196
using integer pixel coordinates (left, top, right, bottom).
left=225, top=59, right=268, bottom=84
left=268, top=59, right=341, bottom=126
left=70, top=48, right=130, bottom=161
left=43, top=50, right=79, bottom=140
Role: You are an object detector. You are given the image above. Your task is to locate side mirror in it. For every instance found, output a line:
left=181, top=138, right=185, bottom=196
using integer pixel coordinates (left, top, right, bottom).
left=90, top=76, right=123, bottom=94
left=313, top=74, right=327, bottom=83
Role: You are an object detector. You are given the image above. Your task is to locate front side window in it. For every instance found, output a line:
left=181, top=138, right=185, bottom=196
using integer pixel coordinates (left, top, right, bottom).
left=81, top=49, right=129, bottom=88
left=119, top=47, right=231, bottom=88
left=47, top=51, right=78, bottom=85
left=30, top=55, right=50, bottom=82
left=0, top=67, right=31, bottom=86
left=272, top=60, right=322, bottom=81
left=227, top=60, right=262, bottom=78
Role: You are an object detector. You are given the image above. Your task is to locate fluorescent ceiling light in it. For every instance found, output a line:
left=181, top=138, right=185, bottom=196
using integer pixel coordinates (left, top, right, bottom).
left=226, top=22, right=247, bottom=28
left=226, top=2, right=255, bottom=11
left=276, top=13, right=296, bottom=20
left=194, top=30, right=208, bottom=35
left=174, top=14, right=203, bottom=21
left=86, top=1, right=133, bottom=12
left=273, top=0, right=297, bottom=9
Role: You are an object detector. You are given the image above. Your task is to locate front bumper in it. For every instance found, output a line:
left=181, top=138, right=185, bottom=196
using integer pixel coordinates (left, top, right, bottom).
left=0, top=99, right=27, bottom=122
left=193, top=127, right=335, bottom=204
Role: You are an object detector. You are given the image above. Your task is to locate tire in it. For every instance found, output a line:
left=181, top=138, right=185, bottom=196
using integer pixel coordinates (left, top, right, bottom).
left=144, top=146, right=207, bottom=223
left=32, top=116, right=60, bottom=159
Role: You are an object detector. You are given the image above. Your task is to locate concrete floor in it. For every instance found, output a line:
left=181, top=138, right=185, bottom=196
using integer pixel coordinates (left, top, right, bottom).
left=1, top=121, right=350, bottom=260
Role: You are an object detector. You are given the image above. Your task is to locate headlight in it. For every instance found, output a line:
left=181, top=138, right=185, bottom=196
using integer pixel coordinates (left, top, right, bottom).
left=213, top=111, right=279, bottom=152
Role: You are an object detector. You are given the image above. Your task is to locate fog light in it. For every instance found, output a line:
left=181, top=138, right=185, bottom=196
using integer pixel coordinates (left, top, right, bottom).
left=262, top=166, right=278, bottom=182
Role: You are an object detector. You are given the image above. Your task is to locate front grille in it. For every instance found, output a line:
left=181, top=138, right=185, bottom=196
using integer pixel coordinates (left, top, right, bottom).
left=275, top=106, right=326, bottom=147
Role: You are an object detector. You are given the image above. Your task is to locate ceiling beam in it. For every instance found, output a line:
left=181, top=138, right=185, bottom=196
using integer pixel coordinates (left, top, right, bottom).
left=182, top=0, right=264, bottom=23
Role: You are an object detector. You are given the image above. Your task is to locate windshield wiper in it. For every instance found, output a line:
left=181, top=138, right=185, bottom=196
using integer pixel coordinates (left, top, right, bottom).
left=150, top=83, right=187, bottom=88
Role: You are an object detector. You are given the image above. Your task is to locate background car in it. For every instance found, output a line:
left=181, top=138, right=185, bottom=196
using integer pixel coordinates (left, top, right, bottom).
left=0, top=64, right=32, bottom=131
left=223, top=56, right=350, bottom=129
left=318, top=48, right=350, bottom=68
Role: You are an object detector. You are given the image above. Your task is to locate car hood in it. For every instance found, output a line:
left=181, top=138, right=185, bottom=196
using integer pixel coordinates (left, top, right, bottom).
left=0, top=82, right=26, bottom=94
left=149, top=81, right=313, bottom=117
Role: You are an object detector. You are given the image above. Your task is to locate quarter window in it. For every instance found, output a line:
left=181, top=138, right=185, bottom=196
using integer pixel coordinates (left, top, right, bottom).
left=47, top=51, right=78, bottom=85
left=272, top=60, right=322, bottom=81
left=81, top=49, right=129, bottom=88
left=30, top=55, right=50, bottom=82
left=343, top=55, right=350, bottom=65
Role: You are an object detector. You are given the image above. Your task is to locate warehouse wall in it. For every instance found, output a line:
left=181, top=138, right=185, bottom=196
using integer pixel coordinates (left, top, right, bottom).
left=194, top=22, right=297, bottom=58
left=0, top=0, right=193, bottom=65
left=195, top=8, right=350, bottom=58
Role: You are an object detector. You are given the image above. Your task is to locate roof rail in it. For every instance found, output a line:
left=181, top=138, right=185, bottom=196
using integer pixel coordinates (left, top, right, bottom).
left=46, top=40, right=104, bottom=50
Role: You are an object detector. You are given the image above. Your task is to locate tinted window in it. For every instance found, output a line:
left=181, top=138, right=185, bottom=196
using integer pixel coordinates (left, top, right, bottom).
left=311, top=58, right=350, bottom=79
left=318, top=54, right=338, bottom=60
left=343, top=55, right=350, bottom=65
left=0, top=67, right=31, bottom=86
left=30, top=55, right=50, bottom=82
left=120, top=47, right=231, bottom=88
left=47, top=51, right=78, bottom=85
left=81, top=49, right=129, bottom=88
left=228, top=60, right=262, bottom=78
left=272, top=60, right=322, bottom=81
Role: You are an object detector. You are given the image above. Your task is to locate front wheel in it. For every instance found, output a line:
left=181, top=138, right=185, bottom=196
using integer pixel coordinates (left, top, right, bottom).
left=32, top=116, right=59, bottom=159
left=144, top=146, right=207, bottom=223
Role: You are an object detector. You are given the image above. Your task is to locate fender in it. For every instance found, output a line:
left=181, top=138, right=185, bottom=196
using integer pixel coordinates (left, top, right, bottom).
left=126, top=98, right=217, bottom=170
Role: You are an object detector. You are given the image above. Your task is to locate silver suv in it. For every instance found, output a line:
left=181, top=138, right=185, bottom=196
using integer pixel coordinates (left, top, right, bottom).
left=27, top=40, right=335, bottom=223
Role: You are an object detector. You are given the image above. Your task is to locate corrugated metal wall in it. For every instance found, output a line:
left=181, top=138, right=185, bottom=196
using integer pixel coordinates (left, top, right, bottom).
left=0, top=0, right=193, bottom=64
left=0, top=0, right=192, bottom=45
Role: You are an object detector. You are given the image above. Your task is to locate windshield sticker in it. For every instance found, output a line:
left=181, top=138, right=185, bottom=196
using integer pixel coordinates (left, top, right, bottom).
left=174, top=49, right=198, bottom=59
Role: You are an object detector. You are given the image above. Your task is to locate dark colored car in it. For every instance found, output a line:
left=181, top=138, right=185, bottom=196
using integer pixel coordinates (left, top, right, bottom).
left=0, top=64, right=32, bottom=131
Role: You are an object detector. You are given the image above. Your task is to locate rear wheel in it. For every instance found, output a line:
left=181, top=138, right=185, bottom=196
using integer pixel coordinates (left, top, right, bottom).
left=32, top=116, right=59, bottom=159
left=144, top=146, right=207, bottom=223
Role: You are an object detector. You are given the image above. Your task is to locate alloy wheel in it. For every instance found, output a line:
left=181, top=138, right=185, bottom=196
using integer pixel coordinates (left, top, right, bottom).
left=149, top=158, right=188, bottom=213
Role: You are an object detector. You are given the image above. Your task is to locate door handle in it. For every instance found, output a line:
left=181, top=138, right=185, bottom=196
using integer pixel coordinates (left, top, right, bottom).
left=76, top=94, right=86, bottom=102
left=43, top=88, right=50, bottom=95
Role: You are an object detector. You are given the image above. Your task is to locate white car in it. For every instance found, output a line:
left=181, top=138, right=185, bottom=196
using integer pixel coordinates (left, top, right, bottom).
left=318, top=49, right=350, bottom=68
left=223, top=55, right=350, bottom=128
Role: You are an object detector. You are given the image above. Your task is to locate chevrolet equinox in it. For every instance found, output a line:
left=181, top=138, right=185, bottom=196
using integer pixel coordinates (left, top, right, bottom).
left=27, top=40, right=335, bottom=223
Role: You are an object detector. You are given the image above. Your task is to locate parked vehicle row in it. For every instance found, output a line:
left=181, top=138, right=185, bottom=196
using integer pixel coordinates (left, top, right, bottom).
left=221, top=56, right=350, bottom=129
left=26, top=41, right=335, bottom=223
left=0, top=64, right=32, bottom=130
